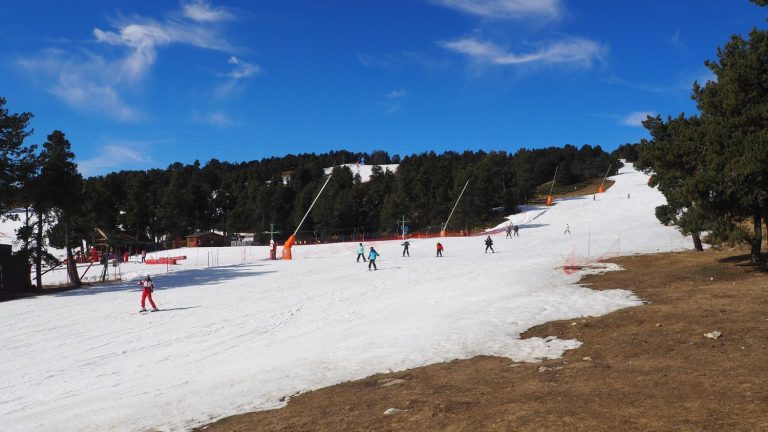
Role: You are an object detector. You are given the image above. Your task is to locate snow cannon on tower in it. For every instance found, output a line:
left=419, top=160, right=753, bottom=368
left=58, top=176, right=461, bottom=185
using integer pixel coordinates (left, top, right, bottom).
left=597, top=163, right=612, bottom=193
left=441, top=179, right=470, bottom=236
left=280, top=172, right=334, bottom=260
left=546, top=164, right=558, bottom=206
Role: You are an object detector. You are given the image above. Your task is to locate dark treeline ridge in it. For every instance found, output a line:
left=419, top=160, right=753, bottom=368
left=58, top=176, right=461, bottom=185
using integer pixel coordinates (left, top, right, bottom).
left=82, top=145, right=618, bottom=243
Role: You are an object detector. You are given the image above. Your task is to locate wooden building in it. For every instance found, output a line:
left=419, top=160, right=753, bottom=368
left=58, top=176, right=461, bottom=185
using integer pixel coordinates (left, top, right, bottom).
left=185, top=232, right=229, bottom=248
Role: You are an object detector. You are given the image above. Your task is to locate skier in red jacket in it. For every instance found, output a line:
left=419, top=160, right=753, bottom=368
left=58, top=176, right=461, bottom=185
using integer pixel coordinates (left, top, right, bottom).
left=138, top=275, right=159, bottom=312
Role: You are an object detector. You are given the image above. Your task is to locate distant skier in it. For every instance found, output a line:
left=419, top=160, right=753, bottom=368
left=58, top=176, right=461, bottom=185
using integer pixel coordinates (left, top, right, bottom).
left=141, top=249, right=147, bottom=263
left=485, top=236, right=495, bottom=253
left=401, top=240, right=410, bottom=257
left=564, top=224, right=571, bottom=235
left=505, top=225, right=512, bottom=239
left=513, top=225, right=519, bottom=237
left=138, top=274, right=159, bottom=312
left=356, top=243, right=366, bottom=262
left=436, top=242, right=444, bottom=257
left=368, top=247, right=379, bottom=271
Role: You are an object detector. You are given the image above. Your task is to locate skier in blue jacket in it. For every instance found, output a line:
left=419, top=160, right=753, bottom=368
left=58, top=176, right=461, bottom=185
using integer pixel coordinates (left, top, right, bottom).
left=368, top=247, right=379, bottom=271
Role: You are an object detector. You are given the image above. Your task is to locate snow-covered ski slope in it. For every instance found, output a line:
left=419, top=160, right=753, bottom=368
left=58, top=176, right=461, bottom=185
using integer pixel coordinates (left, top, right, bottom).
left=0, top=163, right=691, bottom=432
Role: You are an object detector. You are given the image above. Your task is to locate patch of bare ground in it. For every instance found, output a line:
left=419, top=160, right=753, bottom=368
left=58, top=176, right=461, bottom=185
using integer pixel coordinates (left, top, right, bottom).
left=198, top=248, right=768, bottom=432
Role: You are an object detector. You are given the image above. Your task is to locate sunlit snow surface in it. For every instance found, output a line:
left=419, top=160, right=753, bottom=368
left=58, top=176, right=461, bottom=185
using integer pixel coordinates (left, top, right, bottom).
left=0, top=163, right=691, bottom=432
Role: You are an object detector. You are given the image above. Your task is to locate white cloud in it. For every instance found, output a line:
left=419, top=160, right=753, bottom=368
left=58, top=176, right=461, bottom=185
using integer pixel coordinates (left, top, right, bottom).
left=182, top=0, right=234, bottom=22
left=17, top=2, right=237, bottom=121
left=225, top=56, right=261, bottom=79
left=93, top=17, right=232, bottom=83
left=386, top=89, right=407, bottom=99
left=430, top=0, right=562, bottom=19
left=621, top=111, right=655, bottom=127
left=215, top=56, right=261, bottom=98
left=382, top=89, right=408, bottom=114
left=193, top=110, right=234, bottom=126
left=78, top=144, right=156, bottom=177
left=439, top=36, right=605, bottom=68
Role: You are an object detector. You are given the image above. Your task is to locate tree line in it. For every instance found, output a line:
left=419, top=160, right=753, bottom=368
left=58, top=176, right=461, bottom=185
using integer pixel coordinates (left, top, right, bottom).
left=1, top=96, right=619, bottom=288
left=634, top=0, right=768, bottom=265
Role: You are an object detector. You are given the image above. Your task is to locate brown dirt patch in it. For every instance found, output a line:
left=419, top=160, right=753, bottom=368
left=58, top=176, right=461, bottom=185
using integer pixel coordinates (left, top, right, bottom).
left=198, top=248, right=768, bottom=432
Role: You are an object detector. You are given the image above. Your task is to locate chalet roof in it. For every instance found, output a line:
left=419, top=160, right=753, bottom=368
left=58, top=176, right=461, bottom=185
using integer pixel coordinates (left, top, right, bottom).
left=185, top=231, right=227, bottom=239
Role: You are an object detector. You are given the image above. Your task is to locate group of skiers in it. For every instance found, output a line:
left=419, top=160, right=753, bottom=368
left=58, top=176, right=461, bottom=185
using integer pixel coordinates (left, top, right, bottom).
left=505, top=224, right=520, bottom=238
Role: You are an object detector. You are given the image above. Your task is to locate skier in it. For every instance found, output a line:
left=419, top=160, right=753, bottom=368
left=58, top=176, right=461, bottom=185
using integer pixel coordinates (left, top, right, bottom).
left=485, top=236, right=495, bottom=253
left=138, top=274, right=159, bottom=312
left=436, top=242, right=444, bottom=257
left=564, top=224, right=571, bottom=235
left=513, top=225, right=519, bottom=237
left=368, top=247, right=379, bottom=271
left=141, top=249, right=146, bottom=263
left=506, top=225, right=512, bottom=239
left=356, top=243, right=366, bottom=262
left=401, top=240, right=410, bottom=257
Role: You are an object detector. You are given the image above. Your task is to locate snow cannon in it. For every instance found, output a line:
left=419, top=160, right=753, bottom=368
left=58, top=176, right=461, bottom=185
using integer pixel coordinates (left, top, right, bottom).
left=281, top=235, right=295, bottom=260
left=546, top=195, right=554, bottom=206
left=597, top=186, right=605, bottom=193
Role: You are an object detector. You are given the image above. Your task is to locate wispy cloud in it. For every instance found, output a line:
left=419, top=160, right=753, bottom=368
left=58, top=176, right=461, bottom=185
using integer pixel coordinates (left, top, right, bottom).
left=17, top=49, right=140, bottom=121
left=430, top=0, right=562, bottom=20
left=182, top=0, right=234, bottom=22
left=224, top=56, right=261, bottom=79
left=604, top=67, right=715, bottom=95
left=78, top=144, right=157, bottom=177
left=215, top=56, right=261, bottom=98
left=620, top=111, right=655, bottom=127
left=193, top=110, right=235, bottom=126
left=670, top=29, right=684, bottom=49
left=381, top=88, right=407, bottom=114
left=17, top=1, right=238, bottom=121
left=439, top=36, right=605, bottom=68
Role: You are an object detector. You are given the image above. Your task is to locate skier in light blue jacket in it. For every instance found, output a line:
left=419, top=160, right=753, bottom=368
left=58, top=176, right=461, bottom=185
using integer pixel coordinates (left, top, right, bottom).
left=356, top=243, right=366, bottom=262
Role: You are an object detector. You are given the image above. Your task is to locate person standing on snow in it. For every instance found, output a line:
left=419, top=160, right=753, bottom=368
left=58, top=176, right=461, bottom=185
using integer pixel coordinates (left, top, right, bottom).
left=368, top=247, right=380, bottom=270
left=564, top=224, right=571, bottom=235
left=513, top=225, right=519, bottom=237
left=485, top=236, right=495, bottom=253
left=356, top=243, right=366, bottom=262
left=138, top=274, right=159, bottom=312
left=401, top=240, right=410, bottom=257
left=141, top=250, right=147, bottom=263
left=506, top=225, right=513, bottom=239
left=436, top=242, right=444, bottom=257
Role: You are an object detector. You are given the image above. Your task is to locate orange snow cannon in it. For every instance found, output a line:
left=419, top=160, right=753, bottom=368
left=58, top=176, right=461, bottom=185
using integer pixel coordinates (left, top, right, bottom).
left=281, top=235, right=295, bottom=260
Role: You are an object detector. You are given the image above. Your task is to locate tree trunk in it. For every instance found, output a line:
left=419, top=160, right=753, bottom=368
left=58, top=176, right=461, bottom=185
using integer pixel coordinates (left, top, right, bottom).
left=692, top=232, right=704, bottom=252
left=64, top=221, right=81, bottom=287
left=34, top=210, right=43, bottom=290
left=66, top=247, right=81, bottom=287
left=751, top=207, right=763, bottom=265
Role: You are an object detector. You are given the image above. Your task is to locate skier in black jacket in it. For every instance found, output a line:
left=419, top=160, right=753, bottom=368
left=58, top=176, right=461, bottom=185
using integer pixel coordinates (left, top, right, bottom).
left=401, top=241, right=410, bottom=257
left=484, top=236, right=495, bottom=253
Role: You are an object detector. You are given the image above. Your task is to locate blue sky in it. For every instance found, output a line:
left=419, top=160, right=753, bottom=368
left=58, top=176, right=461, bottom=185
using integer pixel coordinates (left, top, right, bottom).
left=1, top=0, right=764, bottom=176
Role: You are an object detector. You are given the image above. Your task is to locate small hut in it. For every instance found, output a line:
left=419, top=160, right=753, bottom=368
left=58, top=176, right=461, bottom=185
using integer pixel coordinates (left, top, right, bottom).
left=185, top=232, right=229, bottom=248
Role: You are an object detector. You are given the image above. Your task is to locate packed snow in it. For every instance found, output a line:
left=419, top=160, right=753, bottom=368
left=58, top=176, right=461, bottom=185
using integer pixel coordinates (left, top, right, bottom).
left=0, top=163, right=691, bottom=432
